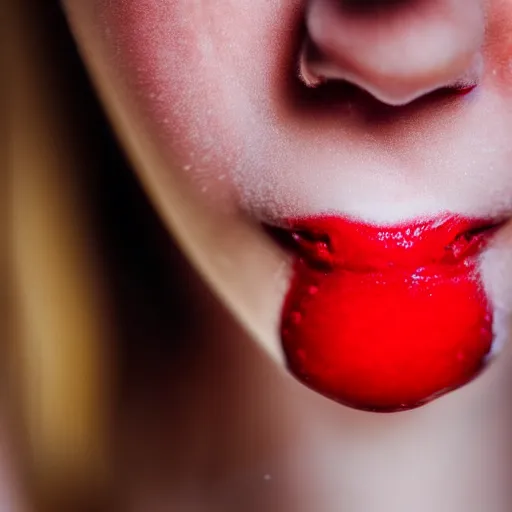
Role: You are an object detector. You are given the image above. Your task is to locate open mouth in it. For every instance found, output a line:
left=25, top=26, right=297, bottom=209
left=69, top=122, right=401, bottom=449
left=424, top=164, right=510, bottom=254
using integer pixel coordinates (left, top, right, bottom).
left=267, top=215, right=505, bottom=412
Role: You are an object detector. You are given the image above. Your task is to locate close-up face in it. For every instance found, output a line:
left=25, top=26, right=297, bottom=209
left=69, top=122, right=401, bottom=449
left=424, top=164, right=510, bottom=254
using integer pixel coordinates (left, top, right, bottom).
left=62, top=0, right=512, bottom=412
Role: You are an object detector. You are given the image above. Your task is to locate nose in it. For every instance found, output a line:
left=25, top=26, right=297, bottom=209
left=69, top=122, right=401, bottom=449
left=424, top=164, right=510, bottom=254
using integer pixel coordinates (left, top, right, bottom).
left=302, top=0, right=486, bottom=106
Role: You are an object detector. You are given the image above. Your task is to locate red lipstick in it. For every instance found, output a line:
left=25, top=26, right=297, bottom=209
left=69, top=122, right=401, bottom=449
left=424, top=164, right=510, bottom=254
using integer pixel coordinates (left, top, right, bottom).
left=271, top=215, right=502, bottom=412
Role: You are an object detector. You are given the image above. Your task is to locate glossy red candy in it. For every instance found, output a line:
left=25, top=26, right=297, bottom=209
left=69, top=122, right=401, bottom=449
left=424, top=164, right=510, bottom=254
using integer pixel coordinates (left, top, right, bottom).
left=279, top=215, right=497, bottom=411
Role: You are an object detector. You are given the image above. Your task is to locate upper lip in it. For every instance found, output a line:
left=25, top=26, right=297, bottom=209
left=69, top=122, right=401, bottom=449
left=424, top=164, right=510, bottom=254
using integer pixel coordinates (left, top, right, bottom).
left=267, top=214, right=507, bottom=271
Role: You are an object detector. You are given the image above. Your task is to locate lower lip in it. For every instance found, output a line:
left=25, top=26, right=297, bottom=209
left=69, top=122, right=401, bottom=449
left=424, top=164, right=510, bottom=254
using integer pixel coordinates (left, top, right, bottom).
left=268, top=215, right=503, bottom=412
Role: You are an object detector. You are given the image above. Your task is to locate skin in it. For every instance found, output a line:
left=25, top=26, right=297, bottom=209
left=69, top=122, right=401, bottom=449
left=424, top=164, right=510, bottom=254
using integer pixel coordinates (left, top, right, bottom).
left=62, top=1, right=512, bottom=511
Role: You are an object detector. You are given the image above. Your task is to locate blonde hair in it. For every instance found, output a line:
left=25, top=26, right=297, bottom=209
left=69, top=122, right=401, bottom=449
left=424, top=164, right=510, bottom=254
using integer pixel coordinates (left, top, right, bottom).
left=8, top=2, right=286, bottom=509
left=9, top=1, right=110, bottom=508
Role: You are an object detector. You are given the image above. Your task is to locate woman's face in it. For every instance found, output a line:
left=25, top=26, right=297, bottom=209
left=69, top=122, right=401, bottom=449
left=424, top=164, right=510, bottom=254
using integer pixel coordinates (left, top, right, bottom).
left=63, top=0, right=512, bottom=410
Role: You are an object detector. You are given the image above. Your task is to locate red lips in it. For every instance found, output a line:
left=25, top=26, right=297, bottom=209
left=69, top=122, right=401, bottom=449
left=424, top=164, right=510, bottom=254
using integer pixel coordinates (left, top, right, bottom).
left=271, top=215, right=501, bottom=411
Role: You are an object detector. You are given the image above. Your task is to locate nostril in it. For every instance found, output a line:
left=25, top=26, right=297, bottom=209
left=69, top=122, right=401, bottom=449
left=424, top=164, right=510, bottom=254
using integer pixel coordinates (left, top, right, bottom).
left=304, top=0, right=486, bottom=106
left=298, top=36, right=481, bottom=108
left=453, top=84, right=477, bottom=96
left=298, top=39, right=326, bottom=88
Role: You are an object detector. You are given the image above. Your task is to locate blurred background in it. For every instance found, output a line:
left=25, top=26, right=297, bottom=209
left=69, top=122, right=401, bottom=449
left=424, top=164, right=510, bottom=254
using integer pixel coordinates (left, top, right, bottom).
left=8, top=2, right=195, bottom=509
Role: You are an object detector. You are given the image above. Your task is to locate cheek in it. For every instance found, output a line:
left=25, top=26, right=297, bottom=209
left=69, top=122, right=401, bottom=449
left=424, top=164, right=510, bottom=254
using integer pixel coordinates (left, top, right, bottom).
left=89, top=0, right=302, bottom=211
left=485, top=0, right=512, bottom=90
left=69, top=0, right=512, bottom=223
